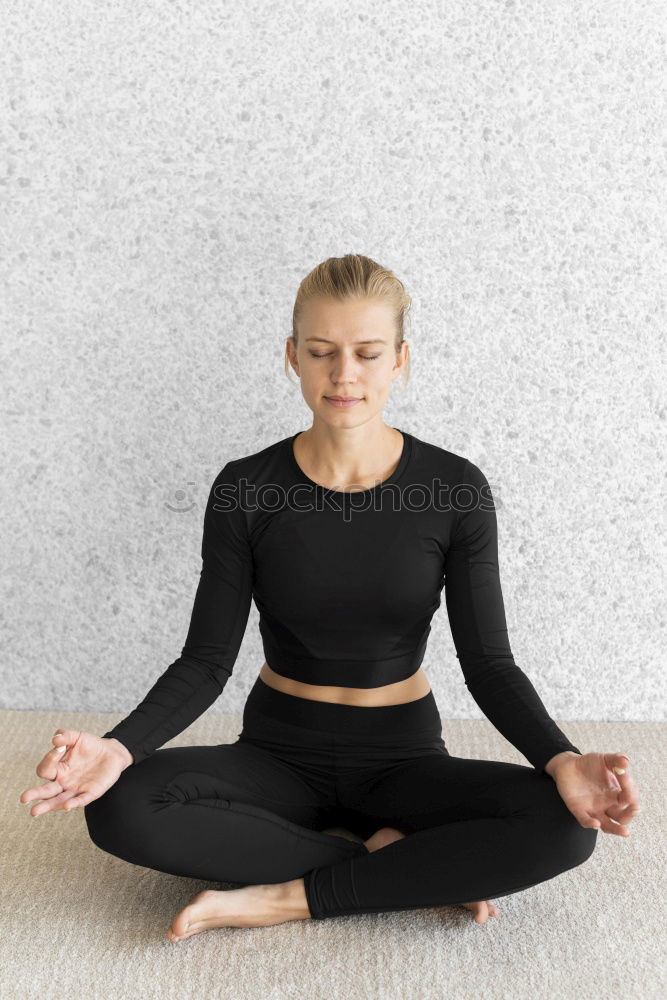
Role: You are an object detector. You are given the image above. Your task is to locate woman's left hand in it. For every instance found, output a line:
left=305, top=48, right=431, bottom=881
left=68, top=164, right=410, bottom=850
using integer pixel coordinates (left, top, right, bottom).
left=551, top=752, right=640, bottom=837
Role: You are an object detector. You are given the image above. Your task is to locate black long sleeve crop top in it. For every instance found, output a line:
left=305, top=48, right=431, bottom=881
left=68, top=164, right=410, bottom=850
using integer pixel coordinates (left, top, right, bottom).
left=102, top=429, right=582, bottom=773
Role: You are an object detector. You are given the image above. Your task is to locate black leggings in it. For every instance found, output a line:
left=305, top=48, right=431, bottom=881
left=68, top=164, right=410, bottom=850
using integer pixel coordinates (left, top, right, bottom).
left=84, top=677, right=597, bottom=919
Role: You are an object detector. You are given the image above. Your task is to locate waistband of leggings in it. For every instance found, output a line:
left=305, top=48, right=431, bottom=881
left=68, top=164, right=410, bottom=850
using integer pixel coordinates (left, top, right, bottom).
left=243, top=675, right=442, bottom=737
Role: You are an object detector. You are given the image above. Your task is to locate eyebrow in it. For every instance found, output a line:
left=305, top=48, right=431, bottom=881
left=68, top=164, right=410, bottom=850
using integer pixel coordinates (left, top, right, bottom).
left=304, top=337, right=388, bottom=345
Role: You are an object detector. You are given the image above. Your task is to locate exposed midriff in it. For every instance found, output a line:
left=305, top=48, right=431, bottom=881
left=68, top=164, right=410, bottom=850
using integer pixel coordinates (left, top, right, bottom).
left=259, top=661, right=432, bottom=706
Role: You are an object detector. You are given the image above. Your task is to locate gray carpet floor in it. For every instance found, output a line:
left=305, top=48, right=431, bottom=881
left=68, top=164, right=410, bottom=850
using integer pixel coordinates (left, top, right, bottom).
left=2, top=711, right=664, bottom=1000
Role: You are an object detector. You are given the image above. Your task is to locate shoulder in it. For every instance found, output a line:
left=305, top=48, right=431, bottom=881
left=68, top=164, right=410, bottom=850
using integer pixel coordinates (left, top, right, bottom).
left=407, top=433, right=499, bottom=520
left=407, top=431, right=486, bottom=485
left=203, top=438, right=290, bottom=538
left=211, top=435, right=291, bottom=488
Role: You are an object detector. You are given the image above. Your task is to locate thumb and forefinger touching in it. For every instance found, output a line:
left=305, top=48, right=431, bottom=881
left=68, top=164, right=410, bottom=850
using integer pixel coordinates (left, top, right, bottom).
left=19, top=729, right=90, bottom=817
left=575, top=752, right=640, bottom=837
left=603, top=751, right=640, bottom=831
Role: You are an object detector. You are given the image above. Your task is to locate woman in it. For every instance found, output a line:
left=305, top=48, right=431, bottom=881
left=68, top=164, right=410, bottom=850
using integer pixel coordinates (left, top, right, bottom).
left=20, top=255, right=639, bottom=942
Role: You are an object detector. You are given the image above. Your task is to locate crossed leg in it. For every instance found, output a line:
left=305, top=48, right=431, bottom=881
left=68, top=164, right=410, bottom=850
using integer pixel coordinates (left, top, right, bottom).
left=83, top=741, right=366, bottom=885
left=163, top=751, right=596, bottom=937
left=84, top=744, right=597, bottom=937
left=303, top=752, right=598, bottom=919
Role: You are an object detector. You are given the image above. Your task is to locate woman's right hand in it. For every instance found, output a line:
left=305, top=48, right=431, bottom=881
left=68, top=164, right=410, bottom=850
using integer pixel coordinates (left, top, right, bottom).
left=19, top=729, right=134, bottom=817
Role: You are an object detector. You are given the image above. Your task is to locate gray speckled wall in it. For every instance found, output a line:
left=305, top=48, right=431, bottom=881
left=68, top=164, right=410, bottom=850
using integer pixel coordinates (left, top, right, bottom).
left=3, top=1, right=664, bottom=733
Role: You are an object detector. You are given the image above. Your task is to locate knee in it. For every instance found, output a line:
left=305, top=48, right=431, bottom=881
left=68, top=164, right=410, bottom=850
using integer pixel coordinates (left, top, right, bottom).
left=537, top=778, right=598, bottom=871
left=83, top=790, right=119, bottom=852
left=83, top=770, right=137, bottom=852
left=83, top=801, right=102, bottom=849
left=551, top=797, right=599, bottom=872
left=563, top=814, right=598, bottom=869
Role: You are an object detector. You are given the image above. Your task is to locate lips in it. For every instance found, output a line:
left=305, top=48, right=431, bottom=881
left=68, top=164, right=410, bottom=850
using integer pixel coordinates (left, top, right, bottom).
left=326, top=396, right=361, bottom=401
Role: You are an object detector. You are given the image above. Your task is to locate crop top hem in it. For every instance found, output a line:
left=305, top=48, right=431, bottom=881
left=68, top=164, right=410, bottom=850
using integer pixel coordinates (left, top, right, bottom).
left=262, top=632, right=429, bottom=689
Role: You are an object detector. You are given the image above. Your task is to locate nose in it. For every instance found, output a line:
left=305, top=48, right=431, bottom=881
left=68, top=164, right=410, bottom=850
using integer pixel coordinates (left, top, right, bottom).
left=330, top=353, right=361, bottom=384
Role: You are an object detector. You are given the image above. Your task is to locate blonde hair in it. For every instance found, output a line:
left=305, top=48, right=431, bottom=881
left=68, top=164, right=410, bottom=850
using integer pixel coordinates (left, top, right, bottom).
left=285, top=253, right=411, bottom=389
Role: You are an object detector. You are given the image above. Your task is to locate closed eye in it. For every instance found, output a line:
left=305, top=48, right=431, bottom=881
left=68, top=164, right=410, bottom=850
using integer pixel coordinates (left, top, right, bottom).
left=309, top=351, right=381, bottom=361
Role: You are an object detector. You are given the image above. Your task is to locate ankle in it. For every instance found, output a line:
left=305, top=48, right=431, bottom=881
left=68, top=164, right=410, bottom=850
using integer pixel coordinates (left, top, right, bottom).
left=264, top=879, right=311, bottom=921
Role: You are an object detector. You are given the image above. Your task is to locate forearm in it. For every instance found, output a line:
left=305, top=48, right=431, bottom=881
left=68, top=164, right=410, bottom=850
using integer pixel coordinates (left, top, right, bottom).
left=463, top=658, right=583, bottom=774
left=101, top=655, right=230, bottom=765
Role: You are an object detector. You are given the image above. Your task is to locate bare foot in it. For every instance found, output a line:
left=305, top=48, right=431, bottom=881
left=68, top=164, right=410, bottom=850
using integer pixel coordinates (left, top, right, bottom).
left=363, top=827, right=499, bottom=924
left=363, top=826, right=407, bottom=852
left=166, top=880, right=309, bottom=942
left=461, top=899, right=499, bottom=923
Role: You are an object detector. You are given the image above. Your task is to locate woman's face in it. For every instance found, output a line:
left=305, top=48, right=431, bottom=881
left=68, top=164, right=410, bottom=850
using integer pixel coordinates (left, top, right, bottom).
left=288, top=296, right=408, bottom=426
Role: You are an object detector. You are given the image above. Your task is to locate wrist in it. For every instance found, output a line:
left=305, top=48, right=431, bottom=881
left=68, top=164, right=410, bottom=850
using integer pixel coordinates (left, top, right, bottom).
left=105, top=737, right=134, bottom=769
left=544, top=750, right=580, bottom=779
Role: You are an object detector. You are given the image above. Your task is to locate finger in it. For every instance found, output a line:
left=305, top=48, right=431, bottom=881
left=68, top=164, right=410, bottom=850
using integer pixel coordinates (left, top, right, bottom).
left=62, top=790, right=96, bottom=810
left=46, top=731, right=79, bottom=763
left=20, top=778, right=64, bottom=804
left=608, top=753, right=640, bottom=810
left=605, top=803, right=641, bottom=826
left=56, top=783, right=102, bottom=812
left=31, top=744, right=69, bottom=785
left=48, top=734, right=73, bottom=760
left=35, top=747, right=69, bottom=782
left=30, top=788, right=81, bottom=817
left=608, top=752, right=631, bottom=782
left=606, top=772, right=622, bottom=792
left=572, top=810, right=602, bottom=831
left=52, top=729, right=82, bottom=746
left=609, top=751, right=630, bottom=769
left=591, top=813, right=631, bottom=838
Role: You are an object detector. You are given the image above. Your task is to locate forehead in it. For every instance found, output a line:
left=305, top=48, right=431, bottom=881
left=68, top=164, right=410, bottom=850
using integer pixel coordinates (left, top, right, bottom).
left=300, top=297, right=395, bottom=343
